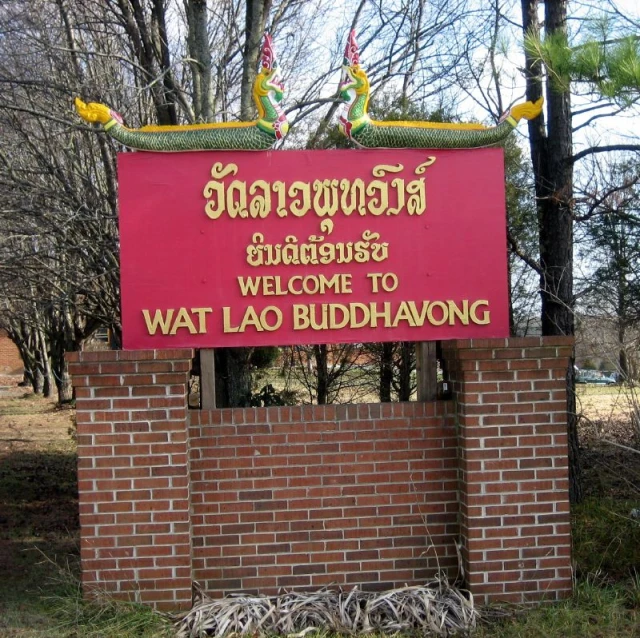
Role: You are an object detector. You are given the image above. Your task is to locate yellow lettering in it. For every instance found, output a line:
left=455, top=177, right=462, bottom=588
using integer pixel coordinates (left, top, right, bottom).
left=170, top=308, right=198, bottom=335
left=340, top=178, right=366, bottom=215
left=313, top=179, right=339, bottom=217
left=142, top=309, right=174, bottom=335
left=289, top=182, right=311, bottom=217
left=320, top=273, right=339, bottom=293
left=274, top=277, right=286, bottom=295
left=238, top=276, right=261, bottom=296
left=447, top=300, right=469, bottom=325
left=282, top=299, right=491, bottom=333
left=470, top=300, right=491, bottom=324
left=301, top=277, right=318, bottom=295
left=408, top=301, right=429, bottom=326
left=262, top=277, right=275, bottom=295
left=293, top=304, right=309, bottom=329
left=406, top=178, right=426, bottom=215
left=388, top=178, right=405, bottom=215
left=238, top=274, right=354, bottom=297
left=367, top=272, right=397, bottom=293
left=191, top=308, right=212, bottom=333
left=272, top=181, right=288, bottom=217
left=317, top=273, right=352, bottom=294
left=349, top=303, right=370, bottom=328
left=366, top=179, right=389, bottom=215
left=227, top=180, right=248, bottom=218
left=260, top=306, right=283, bottom=331
left=202, top=161, right=432, bottom=221
left=203, top=162, right=237, bottom=219
left=223, top=307, right=239, bottom=332
left=392, top=301, right=417, bottom=327
left=249, top=180, right=271, bottom=218
left=426, top=301, right=448, bottom=326
left=239, top=306, right=262, bottom=332
left=289, top=276, right=304, bottom=295
left=310, top=304, right=328, bottom=330
left=329, top=304, right=349, bottom=329
left=369, top=302, right=392, bottom=327
left=367, top=273, right=382, bottom=293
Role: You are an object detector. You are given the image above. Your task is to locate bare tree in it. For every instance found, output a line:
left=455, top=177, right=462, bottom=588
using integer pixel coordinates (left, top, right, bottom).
left=575, top=156, right=640, bottom=380
left=3, top=0, right=593, bottom=409
left=284, top=343, right=370, bottom=405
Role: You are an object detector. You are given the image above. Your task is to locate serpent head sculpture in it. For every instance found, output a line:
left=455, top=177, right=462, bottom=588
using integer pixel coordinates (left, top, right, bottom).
left=75, top=34, right=288, bottom=151
left=338, top=30, right=543, bottom=149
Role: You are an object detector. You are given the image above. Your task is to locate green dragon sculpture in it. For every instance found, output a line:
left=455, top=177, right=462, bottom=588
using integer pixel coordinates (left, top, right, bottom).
left=75, top=34, right=288, bottom=151
left=338, top=30, right=543, bottom=149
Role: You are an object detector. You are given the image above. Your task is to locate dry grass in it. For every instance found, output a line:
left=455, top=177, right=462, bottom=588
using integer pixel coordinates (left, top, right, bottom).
left=576, top=385, right=640, bottom=501
left=576, top=384, right=637, bottom=426
left=174, top=580, right=476, bottom=638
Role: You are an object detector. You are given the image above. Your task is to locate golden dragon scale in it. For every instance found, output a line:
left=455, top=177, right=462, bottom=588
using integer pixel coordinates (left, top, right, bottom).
left=338, top=30, right=543, bottom=149
left=75, top=34, right=288, bottom=152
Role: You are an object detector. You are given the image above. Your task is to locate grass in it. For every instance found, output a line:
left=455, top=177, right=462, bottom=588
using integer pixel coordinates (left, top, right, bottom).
left=475, top=576, right=639, bottom=637
left=572, top=498, right=640, bottom=579
left=473, top=384, right=640, bottom=638
left=473, top=500, right=640, bottom=637
left=0, top=384, right=173, bottom=637
left=0, top=554, right=174, bottom=637
left=0, top=440, right=80, bottom=635
left=47, top=568, right=175, bottom=638
left=0, top=450, right=172, bottom=637
left=1, top=384, right=639, bottom=637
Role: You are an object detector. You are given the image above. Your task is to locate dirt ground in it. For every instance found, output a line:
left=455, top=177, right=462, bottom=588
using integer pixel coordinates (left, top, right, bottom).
left=0, top=375, right=79, bottom=636
left=574, top=385, right=640, bottom=500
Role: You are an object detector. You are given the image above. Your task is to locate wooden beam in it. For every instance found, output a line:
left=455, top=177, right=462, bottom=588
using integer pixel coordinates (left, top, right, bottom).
left=416, top=341, right=437, bottom=401
left=200, top=349, right=216, bottom=409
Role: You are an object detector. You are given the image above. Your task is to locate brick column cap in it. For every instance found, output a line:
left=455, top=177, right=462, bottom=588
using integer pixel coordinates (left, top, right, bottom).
left=442, top=336, right=574, bottom=350
left=66, top=349, right=194, bottom=364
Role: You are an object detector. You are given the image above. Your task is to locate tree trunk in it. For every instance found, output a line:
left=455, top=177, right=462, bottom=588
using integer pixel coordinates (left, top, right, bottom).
left=313, top=344, right=329, bottom=405
left=397, top=342, right=413, bottom=401
left=214, top=348, right=252, bottom=407
left=35, top=325, right=52, bottom=398
left=186, top=0, right=213, bottom=121
left=209, top=0, right=271, bottom=406
left=379, top=342, right=394, bottom=402
left=522, top=0, right=581, bottom=503
left=115, top=0, right=178, bottom=124
left=8, top=323, right=38, bottom=393
left=240, top=0, right=272, bottom=120
left=51, top=333, right=74, bottom=403
left=617, top=266, right=629, bottom=380
left=618, top=323, right=628, bottom=380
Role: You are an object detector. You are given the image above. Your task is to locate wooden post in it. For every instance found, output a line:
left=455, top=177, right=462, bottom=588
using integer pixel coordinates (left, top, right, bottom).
left=416, top=341, right=437, bottom=401
left=200, top=349, right=216, bottom=409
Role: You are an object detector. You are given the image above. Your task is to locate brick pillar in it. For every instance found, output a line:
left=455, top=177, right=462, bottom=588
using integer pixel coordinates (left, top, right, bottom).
left=441, top=337, right=573, bottom=604
left=67, top=349, right=194, bottom=610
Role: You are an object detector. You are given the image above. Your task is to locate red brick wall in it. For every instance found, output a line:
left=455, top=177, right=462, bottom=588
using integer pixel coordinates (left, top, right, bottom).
left=67, top=349, right=195, bottom=610
left=189, top=402, right=459, bottom=595
left=68, top=337, right=573, bottom=609
left=0, top=329, right=23, bottom=374
left=441, top=337, right=573, bottom=603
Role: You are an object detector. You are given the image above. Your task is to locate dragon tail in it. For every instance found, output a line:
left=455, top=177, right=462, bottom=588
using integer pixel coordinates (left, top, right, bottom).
left=509, top=97, right=544, bottom=122
left=74, top=97, right=117, bottom=126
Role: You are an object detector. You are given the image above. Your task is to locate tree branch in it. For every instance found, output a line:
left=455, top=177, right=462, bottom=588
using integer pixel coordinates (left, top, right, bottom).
left=572, top=145, right=640, bottom=164
left=507, top=228, right=541, bottom=275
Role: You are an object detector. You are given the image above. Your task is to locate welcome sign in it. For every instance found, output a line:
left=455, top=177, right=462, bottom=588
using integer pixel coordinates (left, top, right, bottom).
left=118, top=148, right=509, bottom=349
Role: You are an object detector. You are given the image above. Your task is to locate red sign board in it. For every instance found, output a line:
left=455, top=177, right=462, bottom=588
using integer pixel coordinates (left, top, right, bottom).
left=118, top=149, right=509, bottom=349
